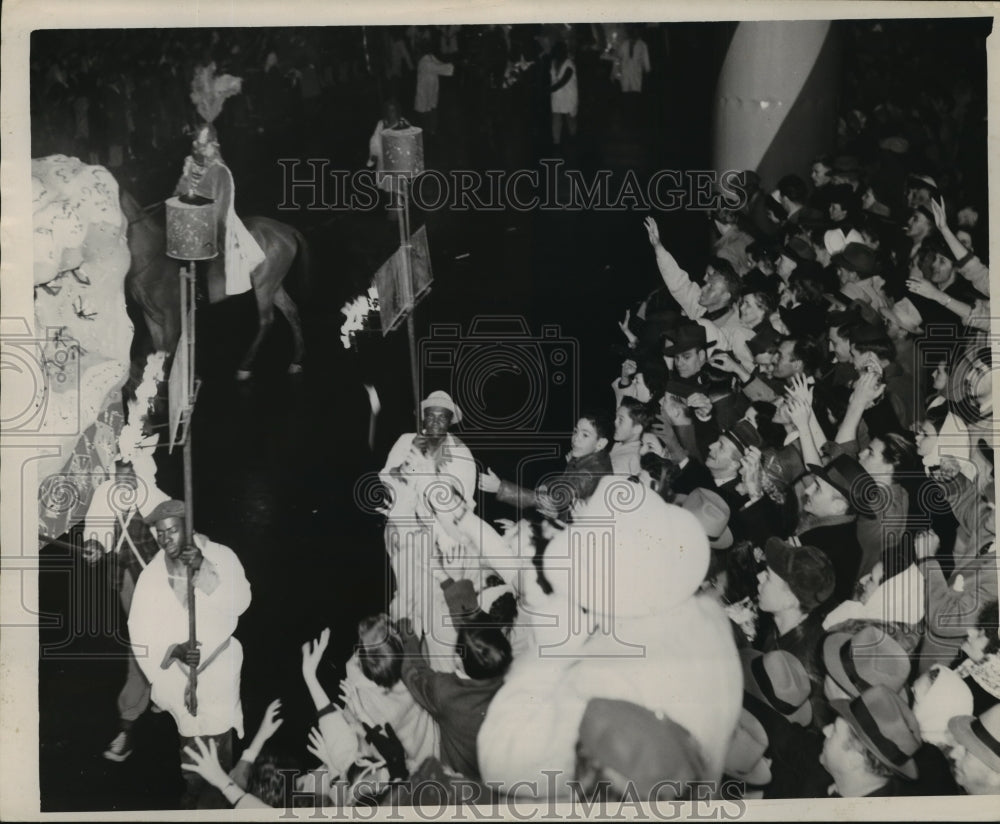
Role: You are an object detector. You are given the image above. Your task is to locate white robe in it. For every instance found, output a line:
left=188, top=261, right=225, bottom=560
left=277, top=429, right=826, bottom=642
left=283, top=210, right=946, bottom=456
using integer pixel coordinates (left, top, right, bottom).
left=128, top=537, right=251, bottom=738
left=379, top=433, right=478, bottom=669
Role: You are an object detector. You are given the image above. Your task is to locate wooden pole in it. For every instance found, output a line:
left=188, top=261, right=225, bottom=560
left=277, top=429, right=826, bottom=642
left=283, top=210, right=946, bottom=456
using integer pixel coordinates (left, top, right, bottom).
left=397, top=178, right=420, bottom=432
left=182, top=262, right=198, bottom=716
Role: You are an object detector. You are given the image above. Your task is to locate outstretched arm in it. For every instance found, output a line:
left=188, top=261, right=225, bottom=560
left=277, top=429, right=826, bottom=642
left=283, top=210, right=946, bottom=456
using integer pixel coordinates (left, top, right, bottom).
left=643, top=217, right=704, bottom=319
left=301, top=628, right=333, bottom=712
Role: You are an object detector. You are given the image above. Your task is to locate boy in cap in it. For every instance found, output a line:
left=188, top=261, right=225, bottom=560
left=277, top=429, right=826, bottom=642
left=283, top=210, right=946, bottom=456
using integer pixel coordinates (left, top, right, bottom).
left=820, top=685, right=921, bottom=797
left=128, top=499, right=252, bottom=808
left=755, top=539, right=836, bottom=725
left=797, top=456, right=869, bottom=604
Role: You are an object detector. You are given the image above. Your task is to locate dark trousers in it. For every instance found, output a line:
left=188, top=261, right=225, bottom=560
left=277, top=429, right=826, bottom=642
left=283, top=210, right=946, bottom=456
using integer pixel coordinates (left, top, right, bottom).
left=179, top=729, right=235, bottom=809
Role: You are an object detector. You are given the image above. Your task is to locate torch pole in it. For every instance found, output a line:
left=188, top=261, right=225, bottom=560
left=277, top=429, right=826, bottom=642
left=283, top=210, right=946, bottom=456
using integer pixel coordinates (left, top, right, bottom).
left=397, top=177, right=420, bottom=432
left=181, top=261, right=198, bottom=716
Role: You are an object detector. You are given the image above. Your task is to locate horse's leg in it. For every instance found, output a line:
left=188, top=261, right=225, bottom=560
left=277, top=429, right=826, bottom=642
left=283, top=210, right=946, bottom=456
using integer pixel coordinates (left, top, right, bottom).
left=235, top=283, right=276, bottom=381
left=272, top=285, right=305, bottom=373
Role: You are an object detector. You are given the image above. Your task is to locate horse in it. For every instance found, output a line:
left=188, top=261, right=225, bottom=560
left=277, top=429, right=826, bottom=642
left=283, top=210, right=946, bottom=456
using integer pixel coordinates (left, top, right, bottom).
left=120, top=188, right=310, bottom=380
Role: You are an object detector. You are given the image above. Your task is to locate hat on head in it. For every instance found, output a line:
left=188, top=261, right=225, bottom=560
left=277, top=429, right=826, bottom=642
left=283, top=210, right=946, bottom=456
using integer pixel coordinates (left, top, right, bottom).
left=913, top=665, right=973, bottom=745
left=824, top=227, right=865, bottom=257
left=761, top=446, right=806, bottom=489
left=879, top=297, right=924, bottom=336
left=747, top=328, right=782, bottom=357
left=740, top=648, right=813, bottom=726
left=741, top=269, right=781, bottom=298
left=662, top=323, right=708, bottom=356
left=948, top=704, right=1000, bottom=775
left=847, top=321, right=890, bottom=348
left=827, top=184, right=860, bottom=211
left=663, top=378, right=701, bottom=400
left=907, top=173, right=939, bottom=193
left=720, top=419, right=763, bottom=457
left=781, top=236, right=816, bottom=264
left=145, top=499, right=186, bottom=525
left=833, top=155, right=862, bottom=175
left=556, top=478, right=710, bottom=621
left=577, top=698, right=709, bottom=799
left=764, top=538, right=836, bottom=611
left=913, top=204, right=935, bottom=225
left=421, top=390, right=462, bottom=424
left=832, top=242, right=878, bottom=278
left=919, top=234, right=957, bottom=263
left=681, top=487, right=733, bottom=549
left=831, top=685, right=921, bottom=780
left=807, top=454, right=879, bottom=517
left=823, top=625, right=911, bottom=698
left=724, top=708, right=772, bottom=786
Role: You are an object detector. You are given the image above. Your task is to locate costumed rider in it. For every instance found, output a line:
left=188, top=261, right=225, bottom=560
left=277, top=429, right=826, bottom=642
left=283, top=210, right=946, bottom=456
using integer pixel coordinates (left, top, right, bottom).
left=174, top=62, right=265, bottom=299
left=128, top=498, right=252, bottom=808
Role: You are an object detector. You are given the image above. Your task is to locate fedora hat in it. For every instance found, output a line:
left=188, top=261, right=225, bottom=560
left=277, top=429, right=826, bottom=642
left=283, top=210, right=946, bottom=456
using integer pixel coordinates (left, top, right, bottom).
left=949, top=704, right=1000, bottom=775
left=806, top=455, right=880, bottom=517
left=740, top=648, right=813, bottom=726
left=781, top=236, right=816, bottom=265
left=879, top=297, right=924, bottom=336
left=831, top=242, right=878, bottom=278
left=662, top=323, right=708, bottom=356
left=831, top=685, right=921, bottom=780
left=680, top=487, right=733, bottom=549
left=764, top=538, right=836, bottom=611
left=421, top=390, right=462, bottom=424
left=823, top=625, right=911, bottom=698
left=720, top=419, right=763, bottom=457
left=906, top=173, right=939, bottom=193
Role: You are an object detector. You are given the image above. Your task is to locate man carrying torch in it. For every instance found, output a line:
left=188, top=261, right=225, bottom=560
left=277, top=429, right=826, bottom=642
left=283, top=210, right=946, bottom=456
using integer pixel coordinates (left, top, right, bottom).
left=129, top=499, right=252, bottom=808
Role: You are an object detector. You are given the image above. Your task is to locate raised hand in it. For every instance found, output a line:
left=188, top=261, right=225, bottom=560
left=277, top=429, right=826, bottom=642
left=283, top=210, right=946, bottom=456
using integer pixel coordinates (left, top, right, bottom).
left=929, top=196, right=948, bottom=232
left=643, top=216, right=661, bottom=247
left=786, top=374, right=813, bottom=406
left=257, top=698, right=284, bottom=742
left=478, top=468, right=501, bottom=494
left=301, top=628, right=331, bottom=682
left=181, top=737, right=229, bottom=788
left=906, top=278, right=944, bottom=301
left=785, top=395, right=813, bottom=430
left=849, top=370, right=885, bottom=408
left=709, top=351, right=739, bottom=373
left=618, top=309, right=637, bottom=344
left=660, top=394, right=692, bottom=426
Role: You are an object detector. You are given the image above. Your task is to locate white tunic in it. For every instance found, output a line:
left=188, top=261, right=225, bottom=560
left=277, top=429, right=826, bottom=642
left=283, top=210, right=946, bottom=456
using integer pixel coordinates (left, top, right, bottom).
left=129, top=537, right=251, bottom=738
